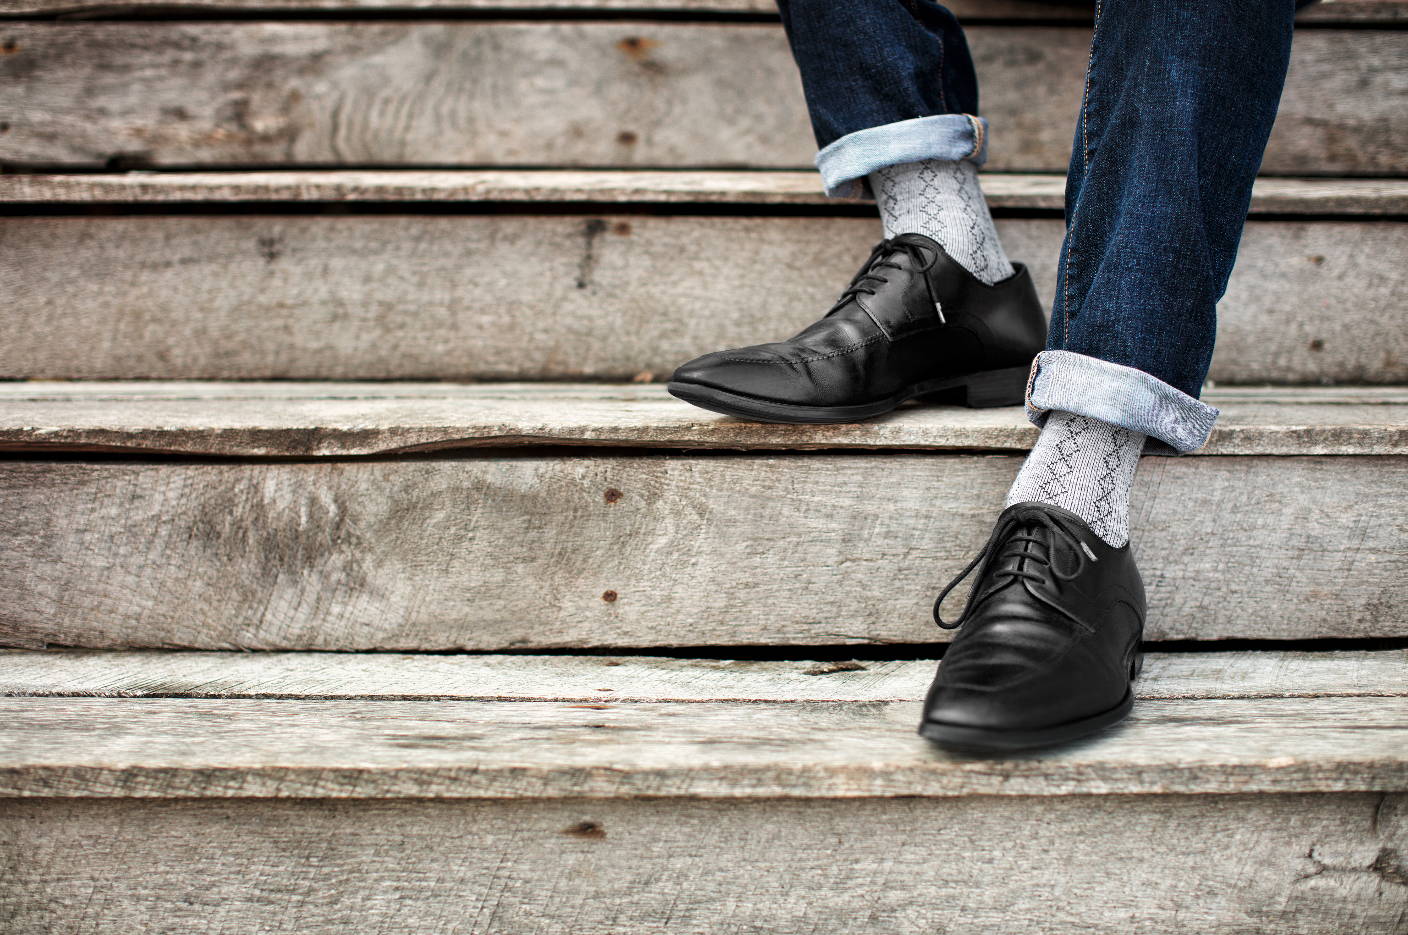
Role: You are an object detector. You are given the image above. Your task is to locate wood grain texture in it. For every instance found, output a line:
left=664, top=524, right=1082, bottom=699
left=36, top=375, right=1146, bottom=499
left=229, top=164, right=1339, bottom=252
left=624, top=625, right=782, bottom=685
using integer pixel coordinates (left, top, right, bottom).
left=1, top=649, right=1402, bottom=701
left=2, top=695, right=1407, bottom=798
left=3, top=215, right=1403, bottom=384
left=1, top=383, right=1405, bottom=457
left=2, top=23, right=1404, bottom=174
left=4, top=794, right=1404, bottom=935
left=2, top=0, right=1402, bottom=20
left=0, top=455, right=1403, bottom=649
left=8, top=170, right=1408, bottom=215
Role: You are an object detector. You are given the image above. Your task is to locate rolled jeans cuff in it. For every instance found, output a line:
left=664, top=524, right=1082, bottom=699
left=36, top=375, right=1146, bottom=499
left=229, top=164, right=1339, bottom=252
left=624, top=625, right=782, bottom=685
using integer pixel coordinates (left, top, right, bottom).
left=815, top=114, right=989, bottom=199
left=1024, top=350, right=1220, bottom=454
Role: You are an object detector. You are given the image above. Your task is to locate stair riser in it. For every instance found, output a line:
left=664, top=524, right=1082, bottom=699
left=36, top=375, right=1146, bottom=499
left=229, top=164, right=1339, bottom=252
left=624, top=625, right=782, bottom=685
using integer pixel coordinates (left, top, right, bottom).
left=3, top=215, right=1402, bottom=384
left=2, top=454, right=1402, bottom=649
left=4, top=23, right=1403, bottom=174
left=3, top=795, right=1402, bottom=935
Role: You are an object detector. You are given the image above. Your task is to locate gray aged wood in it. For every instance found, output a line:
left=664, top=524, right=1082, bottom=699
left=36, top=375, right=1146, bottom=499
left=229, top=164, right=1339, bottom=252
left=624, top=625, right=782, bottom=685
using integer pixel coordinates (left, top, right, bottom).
left=3, top=794, right=1403, bottom=935
left=1, top=649, right=1402, bottom=701
left=9, top=170, right=1408, bottom=215
left=3, top=215, right=1403, bottom=384
left=0, top=455, right=1403, bottom=649
left=2, top=0, right=1402, bottom=20
left=1, top=383, right=1405, bottom=457
left=3, top=0, right=1402, bottom=19
left=1, top=695, right=1406, bottom=797
left=3, top=23, right=1404, bottom=174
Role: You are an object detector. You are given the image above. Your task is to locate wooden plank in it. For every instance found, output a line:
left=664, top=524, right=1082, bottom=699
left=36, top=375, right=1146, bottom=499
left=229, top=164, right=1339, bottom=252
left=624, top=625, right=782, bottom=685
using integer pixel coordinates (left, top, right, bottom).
left=0, top=455, right=1402, bottom=649
left=4, top=794, right=1404, bottom=935
left=8, top=170, right=1408, bottom=215
left=1, top=0, right=1400, bottom=22
left=0, top=650, right=1402, bottom=701
left=2, top=215, right=1402, bottom=384
left=1, top=695, right=1406, bottom=797
left=1, top=383, right=1405, bottom=457
left=2, top=24, right=1403, bottom=175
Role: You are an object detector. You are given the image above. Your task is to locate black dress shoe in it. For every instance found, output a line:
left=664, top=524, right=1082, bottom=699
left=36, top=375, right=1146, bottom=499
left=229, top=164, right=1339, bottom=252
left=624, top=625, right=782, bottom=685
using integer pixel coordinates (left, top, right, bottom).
left=668, top=233, right=1046, bottom=424
left=918, top=502, right=1146, bottom=752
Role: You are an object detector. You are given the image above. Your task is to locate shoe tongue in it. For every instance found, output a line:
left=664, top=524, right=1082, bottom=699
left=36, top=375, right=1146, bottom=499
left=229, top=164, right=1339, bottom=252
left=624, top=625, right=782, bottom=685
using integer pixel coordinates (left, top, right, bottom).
left=890, top=232, right=943, bottom=256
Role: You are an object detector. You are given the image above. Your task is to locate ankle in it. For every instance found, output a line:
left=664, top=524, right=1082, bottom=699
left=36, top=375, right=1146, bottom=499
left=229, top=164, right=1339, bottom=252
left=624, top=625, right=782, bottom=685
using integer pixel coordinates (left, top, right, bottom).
left=869, top=158, right=1015, bottom=286
left=1004, top=410, right=1145, bottom=547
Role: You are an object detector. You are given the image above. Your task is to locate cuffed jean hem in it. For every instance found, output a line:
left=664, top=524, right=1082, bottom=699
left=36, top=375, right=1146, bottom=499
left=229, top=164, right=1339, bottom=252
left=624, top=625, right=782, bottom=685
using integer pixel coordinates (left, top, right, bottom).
left=815, top=114, right=989, bottom=199
left=1024, top=350, right=1220, bottom=454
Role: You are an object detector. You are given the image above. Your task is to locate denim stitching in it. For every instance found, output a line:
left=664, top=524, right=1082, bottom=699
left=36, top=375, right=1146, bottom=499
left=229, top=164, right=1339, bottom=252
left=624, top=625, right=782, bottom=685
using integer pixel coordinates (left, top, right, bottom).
left=965, top=114, right=985, bottom=161
left=1064, top=0, right=1104, bottom=343
left=1024, top=357, right=1043, bottom=412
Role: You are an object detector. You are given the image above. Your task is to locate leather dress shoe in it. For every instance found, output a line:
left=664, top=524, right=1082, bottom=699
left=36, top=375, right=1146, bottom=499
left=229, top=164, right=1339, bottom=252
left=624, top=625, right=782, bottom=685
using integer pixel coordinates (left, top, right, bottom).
left=918, top=502, right=1146, bottom=752
left=668, top=233, right=1046, bottom=423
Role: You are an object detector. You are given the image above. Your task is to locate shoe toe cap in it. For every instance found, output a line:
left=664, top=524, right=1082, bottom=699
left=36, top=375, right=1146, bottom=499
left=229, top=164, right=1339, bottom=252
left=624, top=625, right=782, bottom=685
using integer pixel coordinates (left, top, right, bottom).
left=670, top=345, right=808, bottom=401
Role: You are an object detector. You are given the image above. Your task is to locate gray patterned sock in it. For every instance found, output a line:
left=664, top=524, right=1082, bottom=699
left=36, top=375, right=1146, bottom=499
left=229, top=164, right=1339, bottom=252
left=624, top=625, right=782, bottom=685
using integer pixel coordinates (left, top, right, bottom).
left=1004, top=410, right=1146, bottom=548
left=870, top=158, right=1015, bottom=286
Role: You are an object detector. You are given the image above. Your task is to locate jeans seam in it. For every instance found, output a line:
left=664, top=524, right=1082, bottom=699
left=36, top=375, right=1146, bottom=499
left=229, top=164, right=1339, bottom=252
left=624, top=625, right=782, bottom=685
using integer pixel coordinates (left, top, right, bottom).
left=1064, top=0, right=1104, bottom=343
left=964, top=114, right=985, bottom=161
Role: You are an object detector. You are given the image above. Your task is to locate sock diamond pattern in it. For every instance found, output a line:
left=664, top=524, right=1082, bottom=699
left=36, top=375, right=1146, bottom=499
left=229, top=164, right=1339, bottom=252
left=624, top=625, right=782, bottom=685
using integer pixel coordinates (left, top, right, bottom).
left=870, top=158, right=1015, bottom=286
left=1004, top=410, right=1146, bottom=548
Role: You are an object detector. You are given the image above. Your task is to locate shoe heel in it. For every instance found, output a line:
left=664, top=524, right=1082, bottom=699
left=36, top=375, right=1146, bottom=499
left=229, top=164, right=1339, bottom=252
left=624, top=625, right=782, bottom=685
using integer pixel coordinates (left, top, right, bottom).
left=956, top=366, right=1029, bottom=408
left=1130, top=652, right=1145, bottom=680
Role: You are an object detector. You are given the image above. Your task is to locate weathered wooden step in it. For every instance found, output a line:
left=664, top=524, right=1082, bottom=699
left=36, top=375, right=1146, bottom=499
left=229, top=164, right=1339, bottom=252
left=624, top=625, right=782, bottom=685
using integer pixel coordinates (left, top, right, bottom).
left=4, top=792, right=1403, bottom=935
left=1, top=383, right=1404, bottom=457
left=1, top=652, right=1403, bottom=932
left=3, top=209, right=1402, bottom=384
left=0, top=386, right=1403, bottom=649
left=3, top=22, right=1403, bottom=174
left=10, top=170, right=1408, bottom=214
left=2, top=0, right=1399, bottom=22
left=1, top=651, right=1403, bottom=798
left=2, top=649, right=1401, bottom=701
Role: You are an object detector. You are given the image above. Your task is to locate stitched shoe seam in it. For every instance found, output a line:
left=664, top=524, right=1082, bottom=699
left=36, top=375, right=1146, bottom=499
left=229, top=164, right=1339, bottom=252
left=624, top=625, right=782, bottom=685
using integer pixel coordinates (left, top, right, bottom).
left=718, top=332, right=889, bottom=365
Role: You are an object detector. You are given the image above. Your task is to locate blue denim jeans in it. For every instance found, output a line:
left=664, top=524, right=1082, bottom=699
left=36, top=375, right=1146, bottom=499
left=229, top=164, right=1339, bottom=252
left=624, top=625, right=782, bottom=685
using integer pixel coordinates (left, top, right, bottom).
left=776, top=0, right=1299, bottom=452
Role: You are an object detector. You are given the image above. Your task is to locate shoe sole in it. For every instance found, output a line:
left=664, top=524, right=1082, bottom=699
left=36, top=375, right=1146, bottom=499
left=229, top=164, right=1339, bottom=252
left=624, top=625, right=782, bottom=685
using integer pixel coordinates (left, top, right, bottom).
left=666, top=365, right=1029, bottom=425
left=916, top=653, right=1144, bottom=753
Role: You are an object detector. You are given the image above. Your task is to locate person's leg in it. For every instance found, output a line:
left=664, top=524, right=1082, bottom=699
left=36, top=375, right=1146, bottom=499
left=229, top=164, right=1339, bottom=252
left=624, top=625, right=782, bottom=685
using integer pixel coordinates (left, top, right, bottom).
left=776, top=0, right=1013, bottom=282
left=1010, top=0, right=1297, bottom=542
left=668, top=1, right=1046, bottom=423
left=921, top=0, right=1298, bottom=751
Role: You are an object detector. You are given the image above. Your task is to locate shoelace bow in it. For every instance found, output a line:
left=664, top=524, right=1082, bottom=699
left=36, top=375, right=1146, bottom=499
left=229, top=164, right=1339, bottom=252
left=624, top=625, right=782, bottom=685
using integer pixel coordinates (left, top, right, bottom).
left=828, top=238, right=944, bottom=320
left=932, top=509, right=1093, bottom=630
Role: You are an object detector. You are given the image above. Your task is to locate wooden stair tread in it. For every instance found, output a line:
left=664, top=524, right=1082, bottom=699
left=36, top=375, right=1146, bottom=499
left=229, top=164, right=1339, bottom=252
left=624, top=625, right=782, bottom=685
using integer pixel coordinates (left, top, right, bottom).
left=2, top=649, right=1402, bottom=702
left=2, top=0, right=1400, bottom=21
left=2, top=382, right=1405, bottom=457
left=0, top=651, right=1404, bottom=799
left=8, top=171, right=1408, bottom=215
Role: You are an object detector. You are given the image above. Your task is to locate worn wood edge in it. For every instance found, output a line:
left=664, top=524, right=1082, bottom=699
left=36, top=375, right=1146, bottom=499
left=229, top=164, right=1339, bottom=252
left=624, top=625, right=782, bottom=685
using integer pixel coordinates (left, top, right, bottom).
left=0, top=649, right=1402, bottom=701
left=0, top=0, right=1399, bottom=22
left=5, top=171, right=1407, bottom=215
left=0, top=696, right=1404, bottom=798
left=0, top=383, right=1403, bottom=457
left=2, top=796, right=1402, bottom=935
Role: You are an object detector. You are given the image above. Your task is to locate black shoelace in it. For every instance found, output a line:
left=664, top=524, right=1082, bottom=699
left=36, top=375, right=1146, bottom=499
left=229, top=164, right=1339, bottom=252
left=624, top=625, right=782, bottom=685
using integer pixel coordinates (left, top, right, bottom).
left=932, top=509, right=1094, bottom=631
left=828, top=238, right=945, bottom=321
